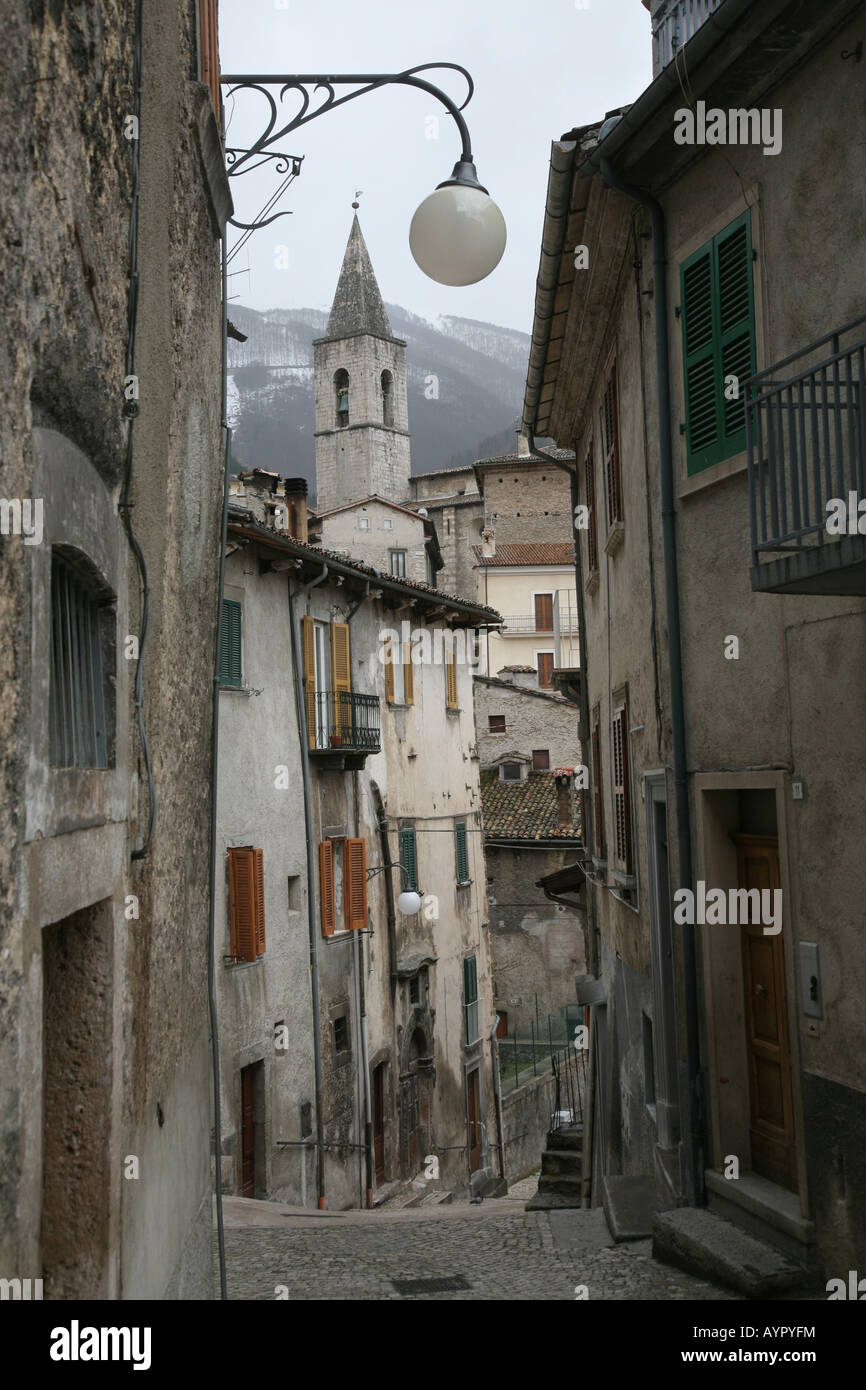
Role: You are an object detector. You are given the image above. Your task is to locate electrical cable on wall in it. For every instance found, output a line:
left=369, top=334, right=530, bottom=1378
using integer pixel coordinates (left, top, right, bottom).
left=119, top=0, right=156, bottom=862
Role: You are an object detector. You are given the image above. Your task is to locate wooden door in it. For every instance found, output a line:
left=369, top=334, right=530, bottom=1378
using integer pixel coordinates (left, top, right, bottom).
left=536, top=652, right=554, bottom=688
left=733, top=834, right=797, bottom=1192
left=467, top=1069, right=482, bottom=1173
left=240, top=1066, right=255, bottom=1197
left=373, top=1064, right=386, bottom=1187
left=534, top=593, right=553, bottom=632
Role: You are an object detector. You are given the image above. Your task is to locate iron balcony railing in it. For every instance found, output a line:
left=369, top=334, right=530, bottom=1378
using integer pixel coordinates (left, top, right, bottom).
left=308, top=690, right=381, bottom=753
left=652, top=0, right=723, bottom=73
left=745, top=312, right=866, bottom=568
left=499, top=613, right=580, bottom=635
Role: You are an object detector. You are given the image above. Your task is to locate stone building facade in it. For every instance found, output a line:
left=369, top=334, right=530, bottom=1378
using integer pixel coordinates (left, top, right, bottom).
left=522, top=0, right=866, bottom=1282
left=215, top=477, right=502, bottom=1209
left=0, top=0, right=230, bottom=1297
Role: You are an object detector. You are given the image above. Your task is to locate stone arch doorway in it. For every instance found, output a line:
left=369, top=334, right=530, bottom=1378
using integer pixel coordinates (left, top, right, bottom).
left=398, top=1016, right=434, bottom=1179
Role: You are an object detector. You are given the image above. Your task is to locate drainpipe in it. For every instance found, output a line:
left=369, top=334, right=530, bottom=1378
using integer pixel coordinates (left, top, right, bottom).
left=595, top=154, right=703, bottom=1205
left=490, top=1015, right=506, bottom=1183
left=370, top=781, right=397, bottom=995
left=288, top=561, right=328, bottom=1207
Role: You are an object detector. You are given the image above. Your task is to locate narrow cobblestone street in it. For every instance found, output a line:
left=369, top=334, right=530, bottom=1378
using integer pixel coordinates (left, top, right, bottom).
left=217, top=1181, right=739, bottom=1301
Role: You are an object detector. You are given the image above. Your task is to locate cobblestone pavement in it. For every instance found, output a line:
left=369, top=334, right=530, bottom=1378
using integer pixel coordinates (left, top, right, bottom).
left=216, top=1187, right=739, bottom=1301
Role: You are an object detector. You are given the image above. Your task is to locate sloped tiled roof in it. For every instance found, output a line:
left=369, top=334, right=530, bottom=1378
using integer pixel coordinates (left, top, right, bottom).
left=472, top=542, right=575, bottom=567
left=481, top=769, right=582, bottom=840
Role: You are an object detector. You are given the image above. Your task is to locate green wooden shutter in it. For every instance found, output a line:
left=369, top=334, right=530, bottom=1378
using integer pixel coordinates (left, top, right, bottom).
left=219, top=599, right=242, bottom=687
left=463, top=954, right=478, bottom=1004
left=455, top=822, right=469, bottom=883
left=681, top=209, right=755, bottom=474
left=716, top=213, right=755, bottom=456
left=400, top=828, right=418, bottom=891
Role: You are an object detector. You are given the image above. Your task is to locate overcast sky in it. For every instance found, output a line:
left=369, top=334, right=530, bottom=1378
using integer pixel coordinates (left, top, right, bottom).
left=220, top=0, right=652, bottom=334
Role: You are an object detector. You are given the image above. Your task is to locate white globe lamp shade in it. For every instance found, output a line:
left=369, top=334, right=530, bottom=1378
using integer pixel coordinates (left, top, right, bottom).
left=409, top=161, right=506, bottom=286
left=397, top=889, right=423, bottom=915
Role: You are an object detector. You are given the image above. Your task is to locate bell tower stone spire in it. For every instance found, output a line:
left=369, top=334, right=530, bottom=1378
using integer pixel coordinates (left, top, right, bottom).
left=313, top=215, right=411, bottom=511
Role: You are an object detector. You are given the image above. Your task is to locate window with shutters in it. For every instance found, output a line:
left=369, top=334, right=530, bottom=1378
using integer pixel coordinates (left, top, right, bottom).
left=384, top=634, right=413, bottom=706
left=532, top=749, right=550, bottom=770
left=463, top=955, right=480, bottom=1044
left=533, top=592, right=554, bottom=632
left=219, top=598, right=242, bottom=688
left=227, top=845, right=266, bottom=962
left=600, top=362, right=623, bottom=529
left=318, top=837, right=366, bottom=935
left=455, top=821, right=470, bottom=885
left=584, top=441, right=599, bottom=575
left=680, top=209, right=756, bottom=474
left=488, top=714, right=506, bottom=733
left=445, top=652, right=459, bottom=710
left=389, top=549, right=407, bottom=578
left=197, top=0, right=221, bottom=126
left=591, top=708, right=605, bottom=862
left=49, top=549, right=115, bottom=768
left=399, top=826, right=418, bottom=893
left=611, top=700, right=634, bottom=876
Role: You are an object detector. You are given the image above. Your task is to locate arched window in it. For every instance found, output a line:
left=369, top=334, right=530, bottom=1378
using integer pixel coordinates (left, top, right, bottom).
left=381, top=369, right=394, bottom=427
left=334, top=369, right=349, bottom=428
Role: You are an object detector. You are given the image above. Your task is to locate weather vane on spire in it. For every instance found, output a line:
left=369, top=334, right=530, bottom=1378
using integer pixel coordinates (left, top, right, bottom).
left=352, top=188, right=363, bottom=210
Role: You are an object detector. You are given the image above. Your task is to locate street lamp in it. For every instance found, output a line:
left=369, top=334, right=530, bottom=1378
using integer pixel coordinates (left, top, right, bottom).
left=221, top=63, right=506, bottom=285
left=366, top=862, right=422, bottom=915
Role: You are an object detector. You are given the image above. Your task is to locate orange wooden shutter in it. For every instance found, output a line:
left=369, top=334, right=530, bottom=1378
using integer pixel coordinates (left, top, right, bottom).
left=319, top=840, right=336, bottom=937
left=198, top=0, right=221, bottom=127
left=385, top=654, right=395, bottom=703
left=331, top=622, right=351, bottom=737
left=445, top=654, right=458, bottom=708
left=534, top=594, right=553, bottom=631
left=302, top=616, right=317, bottom=749
left=346, top=838, right=368, bottom=930
left=254, top=847, right=266, bottom=955
left=403, top=652, right=414, bottom=705
left=228, top=846, right=257, bottom=962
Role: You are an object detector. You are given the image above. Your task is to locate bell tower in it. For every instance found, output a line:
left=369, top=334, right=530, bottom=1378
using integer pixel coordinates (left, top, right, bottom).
left=313, top=215, right=411, bottom=512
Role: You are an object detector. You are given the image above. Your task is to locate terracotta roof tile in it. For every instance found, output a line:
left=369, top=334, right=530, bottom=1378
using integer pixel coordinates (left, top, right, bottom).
left=481, top=769, right=582, bottom=840
left=472, top=543, right=575, bottom=567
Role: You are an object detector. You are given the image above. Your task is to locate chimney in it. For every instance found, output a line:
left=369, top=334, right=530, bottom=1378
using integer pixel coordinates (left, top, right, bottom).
left=283, top=477, right=308, bottom=542
left=517, top=433, right=530, bottom=457
left=555, top=768, right=574, bottom=829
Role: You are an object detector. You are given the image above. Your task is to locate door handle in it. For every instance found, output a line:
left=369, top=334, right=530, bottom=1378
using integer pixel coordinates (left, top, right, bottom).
left=754, top=983, right=769, bottom=998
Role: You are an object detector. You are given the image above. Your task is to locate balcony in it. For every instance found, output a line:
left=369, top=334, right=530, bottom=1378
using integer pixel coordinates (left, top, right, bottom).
left=746, top=314, right=866, bottom=596
left=308, top=690, right=381, bottom=770
left=499, top=613, right=579, bottom=636
left=651, top=0, right=723, bottom=76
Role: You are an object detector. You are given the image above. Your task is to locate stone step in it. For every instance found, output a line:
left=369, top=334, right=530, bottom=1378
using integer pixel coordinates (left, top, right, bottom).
left=546, top=1125, right=583, bottom=1152
left=526, top=1189, right=584, bottom=1211
left=535, top=1173, right=584, bottom=1199
left=704, top=1170, right=818, bottom=1270
left=419, top=1189, right=453, bottom=1207
left=541, top=1149, right=584, bottom=1177
left=602, top=1174, right=659, bottom=1242
left=653, top=1207, right=808, bottom=1297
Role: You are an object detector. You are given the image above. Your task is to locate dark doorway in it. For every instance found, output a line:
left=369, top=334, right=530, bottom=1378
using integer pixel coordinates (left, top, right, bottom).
left=42, top=900, right=113, bottom=1298
left=372, top=1064, right=386, bottom=1187
left=733, top=834, right=797, bottom=1192
left=240, top=1062, right=264, bottom=1198
left=467, top=1068, right=482, bottom=1173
